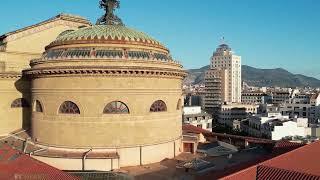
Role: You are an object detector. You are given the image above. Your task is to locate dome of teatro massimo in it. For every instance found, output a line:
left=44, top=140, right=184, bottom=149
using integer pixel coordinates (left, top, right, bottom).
left=22, top=0, right=186, bottom=170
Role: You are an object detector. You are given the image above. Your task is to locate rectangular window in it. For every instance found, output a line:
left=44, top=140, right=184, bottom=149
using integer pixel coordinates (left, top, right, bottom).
left=207, top=123, right=211, bottom=128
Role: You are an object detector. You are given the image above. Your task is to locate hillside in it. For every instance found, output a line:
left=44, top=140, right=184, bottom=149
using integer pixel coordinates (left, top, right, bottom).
left=185, top=65, right=320, bottom=88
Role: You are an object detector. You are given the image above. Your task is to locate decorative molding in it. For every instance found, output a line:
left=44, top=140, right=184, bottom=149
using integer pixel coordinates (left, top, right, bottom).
left=2, top=16, right=91, bottom=43
left=46, top=38, right=168, bottom=52
left=0, top=72, right=22, bottom=79
left=31, top=89, right=182, bottom=95
left=3, top=51, right=41, bottom=56
left=42, top=48, right=173, bottom=62
left=30, top=58, right=183, bottom=68
left=24, top=66, right=187, bottom=79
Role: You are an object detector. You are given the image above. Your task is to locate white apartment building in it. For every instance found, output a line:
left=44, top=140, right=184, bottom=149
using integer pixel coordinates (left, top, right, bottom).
left=204, top=43, right=242, bottom=112
left=183, top=106, right=213, bottom=132
left=272, top=119, right=311, bottom=140
left=242, top=112, right=289, bottom=138
left=310, top=93, right=320, bottom=123
left=242, top=113, right=318, bottom=140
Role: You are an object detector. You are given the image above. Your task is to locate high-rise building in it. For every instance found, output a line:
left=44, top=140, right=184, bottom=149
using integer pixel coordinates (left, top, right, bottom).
left=204, top=43, right=242, bottom=112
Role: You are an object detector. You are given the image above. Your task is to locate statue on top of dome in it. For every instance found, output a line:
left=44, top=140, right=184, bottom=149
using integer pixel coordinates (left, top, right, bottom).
left=96, top=0, right=124, bottom=26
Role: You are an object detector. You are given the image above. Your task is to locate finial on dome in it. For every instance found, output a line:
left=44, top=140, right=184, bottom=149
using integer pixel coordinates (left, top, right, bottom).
left=96, top=0, right=124, bottom=26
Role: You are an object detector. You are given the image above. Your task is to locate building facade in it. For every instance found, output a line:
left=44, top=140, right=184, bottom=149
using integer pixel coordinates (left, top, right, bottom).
left=241, top=92, right=272, bottom=104
left=0, top=14, right=91, bottom=137
left=183, top=106, right=212, bottom=132
left=272, top=91, right=290, bottom=104
left=218, top=103, right=259, bottom=127
left=241, top=113, right=320, bottom=140
left=279, top=93, right=320, bottom=122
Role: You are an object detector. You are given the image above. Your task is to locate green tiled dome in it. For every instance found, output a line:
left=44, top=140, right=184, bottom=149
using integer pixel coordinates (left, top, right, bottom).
left=54, top=25, right=163, bottom=46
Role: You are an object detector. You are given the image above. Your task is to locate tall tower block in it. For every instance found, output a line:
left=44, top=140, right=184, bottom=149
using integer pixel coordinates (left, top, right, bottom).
left=204, top=43, right=242, bottom=112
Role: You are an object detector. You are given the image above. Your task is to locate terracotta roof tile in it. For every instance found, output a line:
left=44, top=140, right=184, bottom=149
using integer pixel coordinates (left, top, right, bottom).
left=257, top=165, right=320, bottom=180
left=0, top=144, right=78, bottom=180
left=272, top=140, right=305, bottom=154
left=182, top=124, right=212, bottom=135
left=263, top=141, right=320, bottom=176
left=220, top=141, right=320, bottom=180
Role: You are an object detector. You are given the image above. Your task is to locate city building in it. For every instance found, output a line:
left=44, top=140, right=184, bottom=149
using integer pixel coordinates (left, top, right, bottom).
left=184, top=93, right=204, bottom=107
left=309, top=93, right=320, bottom=123
left=241, top=92, right=272, bottom=104
left=183, top=106, right=212, bottom=132
left=279, top=93, right=320, bottom=122
left=218, top=103, right=259, bottom=127
left=204, top=69, right=225, bottom=112
left=280, top=101, right=311, bottom=119
left=182, top=124, right=209, bottom=154
left=242, top=113, right=320, bottom=140
left=0, top=0, right=186, bottom=171
left=271, top=119, right=310, bottom=140
left=258, top=104, right=281, bottom=115
left=272, top=91, right=290, bottom=104
left=204, top=43, right=242, bottom=113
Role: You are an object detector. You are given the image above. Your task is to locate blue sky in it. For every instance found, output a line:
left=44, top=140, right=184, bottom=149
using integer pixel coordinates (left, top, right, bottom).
left=1, top=0, right=320, bottom=78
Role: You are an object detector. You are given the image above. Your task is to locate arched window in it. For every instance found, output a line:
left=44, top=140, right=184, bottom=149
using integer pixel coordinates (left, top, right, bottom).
left=104, top=101, right=129, bottom=114
left=177, top=99, right=182, bottom=110
left=11, top=98, right=30, bottom=108
left=150, top=100, right=167, bottom=112
left=34, top=100, right=43, bottom=113
left=59, top=101, right=80, bottom=114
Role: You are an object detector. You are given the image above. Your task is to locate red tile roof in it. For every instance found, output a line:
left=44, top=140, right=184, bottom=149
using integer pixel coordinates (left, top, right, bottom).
left=272, top=140, right=305, bottom=154
left=182, top=124, right=212, bottom=135
left=221, top=141, right=320, bottom=180
left=0, top=144, right=78, bottom=180
left=256, top=165, right=320, bottom=180
left=263, top=141, right=320, bottom=176
left=198, top=141, right=305, bottom=180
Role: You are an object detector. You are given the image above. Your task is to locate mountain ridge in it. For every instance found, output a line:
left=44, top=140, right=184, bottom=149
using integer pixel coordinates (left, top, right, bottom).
left=185, top=65, right=320, bottom=88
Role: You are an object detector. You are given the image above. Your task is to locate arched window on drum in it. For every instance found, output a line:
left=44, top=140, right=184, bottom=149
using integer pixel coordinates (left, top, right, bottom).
left=33, top=100, right=43, bottom=113
left=103, top=101, right=129, bottom=114
left=150, top=100, right=167, bottom=112
left=177, top=99, right=182, bottom=110
left=11, top=98, right=30, bottom=108
left=59, top=101, right=80, bottom=114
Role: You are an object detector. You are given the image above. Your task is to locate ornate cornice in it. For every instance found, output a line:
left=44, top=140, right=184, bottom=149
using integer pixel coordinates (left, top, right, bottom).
left=46, top=36, right=168, bottom=51
left=23, top=66, right=187, bottom=79
left=0, top=72, right=22, bottom=79
left=1, top=16, right=91, bottom=43
left=30, top=58, right=183, bottom=68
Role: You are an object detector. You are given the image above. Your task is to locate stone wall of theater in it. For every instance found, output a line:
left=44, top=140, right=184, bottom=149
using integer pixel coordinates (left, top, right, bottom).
left=31, top=75, right=183, bottom=148
left=0, top=76, right=30, bottom=136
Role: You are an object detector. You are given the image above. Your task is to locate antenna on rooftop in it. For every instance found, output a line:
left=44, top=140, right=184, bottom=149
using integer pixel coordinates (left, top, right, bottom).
left=220, top=36, right=227, bottom=45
